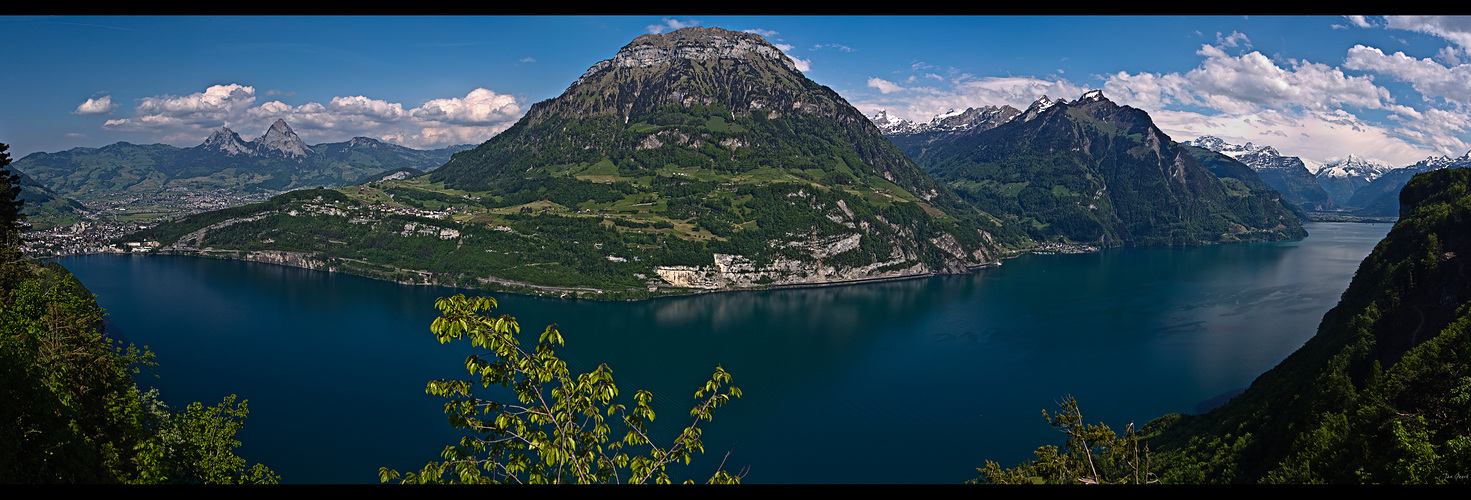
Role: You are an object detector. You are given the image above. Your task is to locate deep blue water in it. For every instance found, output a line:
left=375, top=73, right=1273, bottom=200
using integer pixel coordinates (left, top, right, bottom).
left=55, top=222, right=1392, bottom=483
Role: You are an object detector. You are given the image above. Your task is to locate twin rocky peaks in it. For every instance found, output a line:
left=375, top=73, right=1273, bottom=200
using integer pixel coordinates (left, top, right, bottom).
left=200, top=118, right=313, bottom=159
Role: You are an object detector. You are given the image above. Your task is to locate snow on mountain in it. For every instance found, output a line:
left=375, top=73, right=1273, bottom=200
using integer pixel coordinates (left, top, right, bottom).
left=1316, top=154, right=1395, bottom=181
left=869, top=105, right=1021, bottom=137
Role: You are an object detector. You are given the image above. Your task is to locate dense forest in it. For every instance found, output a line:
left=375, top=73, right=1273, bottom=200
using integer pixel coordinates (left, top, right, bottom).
left=975, top=167, right=1471, bottom=484
left=0, top=143, right=277, bottom=484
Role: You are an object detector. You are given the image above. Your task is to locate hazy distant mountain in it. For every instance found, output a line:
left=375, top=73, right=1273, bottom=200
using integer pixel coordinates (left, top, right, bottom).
left=1185, top=136, right=1335, bottom=211
left=874, top=105, right=1023, bottom=164
left=1347, top=152, right=1471, bottom=216
left=1315, top=154, right=1396, bottom=207
left=10, top=122, right=472, bottom=202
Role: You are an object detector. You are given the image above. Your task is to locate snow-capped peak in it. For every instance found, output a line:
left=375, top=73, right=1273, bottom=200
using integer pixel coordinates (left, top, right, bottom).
left=1317, top=154, right=1394, bottom=180
left=1077, top=89, right=1105, bottom=103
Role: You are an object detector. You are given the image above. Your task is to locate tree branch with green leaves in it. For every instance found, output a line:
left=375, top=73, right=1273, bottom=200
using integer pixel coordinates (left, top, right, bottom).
left=380, top=294, right=743, bottom=484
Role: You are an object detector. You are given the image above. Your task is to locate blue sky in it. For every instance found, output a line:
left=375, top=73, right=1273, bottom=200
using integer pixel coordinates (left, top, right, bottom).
left=5, top=15, right=1471, bottom=169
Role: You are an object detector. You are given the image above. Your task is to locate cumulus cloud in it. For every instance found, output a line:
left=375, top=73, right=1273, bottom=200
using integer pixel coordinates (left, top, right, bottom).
left=95, top=83, right=524, bottom=149
left=789, top=56, right=811, bottom=73
left=73, top=95, right=118, bottom=115
left=1089, top=38, right=1471, bottom=164
left=1385, top=15, right=1471, bottom=49
left=1102, top=43, right=1395, bottom=117
left=104, top=84, right=257, bottom=131
left=1343, top=44, right=1471, bottom=107
left=647, top=18, right=698, bottom=34
left=743, top=28, right=779, bottom=37
left=411, top=88, right=521, bottom=126
left=867, top=77, right=903, bottom=94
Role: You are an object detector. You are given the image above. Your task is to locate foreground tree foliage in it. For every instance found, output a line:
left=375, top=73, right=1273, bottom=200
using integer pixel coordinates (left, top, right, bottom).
left=0, top=142, right=276, bottom=484
left=380, top=294, right=744, bottom=484
left=971, top=396, right=1156, bottom=485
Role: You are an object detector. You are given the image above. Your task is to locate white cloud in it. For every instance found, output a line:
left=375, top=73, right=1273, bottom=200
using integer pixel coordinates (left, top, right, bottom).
left=1215, top=31, right=1251, bottom=48
left=411, top=88, right=521, bottom=126
left=95, top=83, right=525, bottom=149
left=1103, top=44, right=1394, bottom=116
left=104, top=84, right=256, bottom=131
left=743, top=28, right=779, bottom=37
left=789, top=57, right=811, bottom=73
left=1152, top=108, right=1437, bottom=166
left=1346, top=15, right=1375, bottom=29
left=519, top=57, right=536, bottom=63
left=647, top=18, right=699, bottom=34
left=73, top=95, right=118, bottom=115
left=1343, top=44, right=1471, bottom=107
left=1385, top=15, right=1471, bottom=49
left=867, top=77, right=903, bottom=94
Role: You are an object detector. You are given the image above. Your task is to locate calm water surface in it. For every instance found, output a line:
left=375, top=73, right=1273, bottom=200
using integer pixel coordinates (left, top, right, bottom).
left=55, top=222, right=1391, bottom=483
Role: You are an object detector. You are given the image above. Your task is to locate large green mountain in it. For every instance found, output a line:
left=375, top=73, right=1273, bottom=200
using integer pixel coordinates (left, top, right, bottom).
left=893, top=91, right=1306, bottom=246
left=121, top=27, right=1004, bottom=299
left=1143, top=167, right=1471, bottom=483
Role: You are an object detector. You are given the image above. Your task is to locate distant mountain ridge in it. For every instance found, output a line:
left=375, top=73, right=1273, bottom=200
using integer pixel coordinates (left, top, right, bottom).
left=1348, top=151, right=1471, bottom=216
left=11, top=121, right=472, bottom=201
left=1185, top=136, right=1336, bottom=211
left=1315, top=153, right=1397, bottom=207
left=199, top=119, right=314, bottom=159
left=877, top=90, right=1306, bottom=246
left=875, top=105, right=1023, bottom=164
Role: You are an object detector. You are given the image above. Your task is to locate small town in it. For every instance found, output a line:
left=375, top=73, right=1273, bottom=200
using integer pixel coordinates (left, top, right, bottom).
left=21, top=188, right=274, bottom=257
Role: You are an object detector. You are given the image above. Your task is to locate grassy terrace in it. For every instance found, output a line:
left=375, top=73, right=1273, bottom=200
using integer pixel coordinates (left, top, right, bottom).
left=342, top=157, right=940, bottom=247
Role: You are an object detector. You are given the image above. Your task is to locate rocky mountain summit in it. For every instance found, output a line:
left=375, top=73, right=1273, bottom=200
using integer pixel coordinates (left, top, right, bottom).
left=199, top=119, right=315, bottom=159
left=902, top=90, right=1305, bottom=246
left=1185, top=136, right=1335, bottom=211
left=1314, top=154, right=1395, bottom=207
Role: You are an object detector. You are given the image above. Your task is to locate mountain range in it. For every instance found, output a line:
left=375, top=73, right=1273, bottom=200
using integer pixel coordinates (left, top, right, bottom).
left=880, top=91, right=1306, bottom=246
left=10, top=120, right=472, bottom=205
left=123, top=26, right=1004, bottom=298
left=1184, top=136, right=1336, bottom=212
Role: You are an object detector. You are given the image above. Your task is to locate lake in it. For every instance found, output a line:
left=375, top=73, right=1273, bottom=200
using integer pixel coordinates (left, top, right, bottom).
left=54, top=221, right=1392, bottom=483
